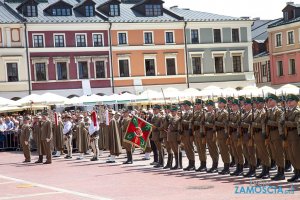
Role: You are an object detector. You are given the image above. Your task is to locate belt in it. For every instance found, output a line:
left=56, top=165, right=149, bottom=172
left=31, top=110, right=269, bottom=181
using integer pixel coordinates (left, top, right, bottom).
left=287, top=127, right=297, bottom=131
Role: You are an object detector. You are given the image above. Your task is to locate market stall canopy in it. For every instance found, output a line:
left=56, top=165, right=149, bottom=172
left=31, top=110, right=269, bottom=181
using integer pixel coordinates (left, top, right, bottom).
left=276, top=84, right=300, bottom=95
left=0, top=97, right=20, bottom=107
left=16, top=94, right=45, bottom=106
left=40, top=93, right=68, bottom=105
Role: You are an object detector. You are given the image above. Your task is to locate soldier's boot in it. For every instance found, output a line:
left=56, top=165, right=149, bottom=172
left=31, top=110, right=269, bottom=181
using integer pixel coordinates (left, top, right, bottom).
left=196, top=161, right=207, bottom=172
left=256, top=158, right=262, bottom=169
left=219, top=163, right=230, bottom=175
left=171, top=154, right=179, bottom=170
left=285, top=160, right=292, bottom=172
left=187, top=160, right=195, bottom=171
left=270, top=159, right=277, bottom=171
left=123, top=151, right=133, bottom=164
left=35, top=155, right=43, bottom=164
left=183, top=160, right=191, bottom=171
left=261, top=166, right=270, bottom=179
left=256, top=165, right=266, bottom=179
left=230, top=157, right=236, bottom=167
left=178, top=152, right=183, bottom=169
left=287, top=169, right=300, bottom=182
left=163, top=154, right=173, bottom=169
left=243, top=159, right=249, bottom=169
left=230, top=164, right=240, bottom=176
left=236, top=164, right=244, bottom=176
left=246, top=165, right=256, bottom=178
left=207, top=162, right=218, bottom=173
left=271, top=167, right=285, bottom=181
left=243, top=165, right=253, bottom=177
left=154, top=151, right=164, bottom=168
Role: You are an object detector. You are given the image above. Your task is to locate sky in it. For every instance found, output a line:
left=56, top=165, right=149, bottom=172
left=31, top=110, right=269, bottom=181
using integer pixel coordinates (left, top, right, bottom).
left=164, top=0, right=291, bottom=19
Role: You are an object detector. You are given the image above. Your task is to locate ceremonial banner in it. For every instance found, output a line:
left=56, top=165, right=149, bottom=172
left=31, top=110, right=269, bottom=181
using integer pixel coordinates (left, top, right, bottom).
left=124, top=116, right=152, bottom=149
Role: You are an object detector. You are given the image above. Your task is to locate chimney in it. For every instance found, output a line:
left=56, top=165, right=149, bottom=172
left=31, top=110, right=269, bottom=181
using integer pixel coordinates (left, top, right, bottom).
left=286, top=1, right=294, bottom=5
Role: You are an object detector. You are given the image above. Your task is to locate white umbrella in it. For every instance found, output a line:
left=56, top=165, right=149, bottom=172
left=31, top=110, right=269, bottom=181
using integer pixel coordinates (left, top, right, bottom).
left=181, top=88, right=202, bottom=98
left=16, top=94, right=44, bottom=105
left=0, top=97, right=20, bottom=107
left=222, top=87, right=238, bottom=97
left=276, top=84, right=299, bottom=95
left=40, top=93, right=68, bottom=105
left=64, top=97, right=82, bottom=105
left=258, top=86, right=276, bottom=97
left=201, top=86, right=223, bottom=97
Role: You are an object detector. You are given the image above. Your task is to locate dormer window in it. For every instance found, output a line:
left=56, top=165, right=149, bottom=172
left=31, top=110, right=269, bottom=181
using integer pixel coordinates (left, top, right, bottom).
left=145, top=4, right=162, bottom=16
left=85, top=5, right=94, bottom=17
left=26, top=5, right=37, bottom=17
left=109, top=4, right=119, bottom=16
left=52, top=8, right=71, bottom=16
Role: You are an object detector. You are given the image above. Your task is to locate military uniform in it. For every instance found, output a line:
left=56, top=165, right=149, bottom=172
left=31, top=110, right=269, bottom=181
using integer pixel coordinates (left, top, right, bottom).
left=41, top=116, right=53, bottom=164
left=161, top=111, right=173, bottom=169
left=285, top=94, right=300, bottom=182
left=76, top=119, right=89, bottom=158
left=53, top=120, right=64, bottom=156
left=20, top=121, right=31, bottom=162
left=121, top=114, right=133, bottom=164
left=33, top=119, right=44, bottom=163
left=150, top=108, right=164, bottom=167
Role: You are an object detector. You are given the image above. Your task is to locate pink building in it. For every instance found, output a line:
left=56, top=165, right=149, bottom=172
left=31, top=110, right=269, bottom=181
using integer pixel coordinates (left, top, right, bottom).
left=268, top=2, right=300, bottom=86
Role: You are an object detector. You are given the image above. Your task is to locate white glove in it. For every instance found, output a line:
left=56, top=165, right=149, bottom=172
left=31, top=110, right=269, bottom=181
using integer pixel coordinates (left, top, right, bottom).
left=24, top=141, right=28, bottom=145
left=46, top=138, right=50, bottom=142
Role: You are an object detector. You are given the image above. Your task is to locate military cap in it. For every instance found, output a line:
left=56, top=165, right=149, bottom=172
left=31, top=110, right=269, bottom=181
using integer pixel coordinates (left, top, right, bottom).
left=227, top=97, right=234, bottom=102
left=41, top=112, right=48, bottom=116
left=244, top=98, right=252, bottom=105
left=251, top=97, right=257, bottom=102
left=238, top=96, right=245, bottom=101
left=206, top=100, right=215, bottom=106
left=182, top=100, right=192, bottom=106
left=266, top=93, right=279, bottom=102
left=164, top=105, right=171, bottom=110
left=170, top=106, right=178, bottom=112
left=232, top=99, right=239, bottom=105
left=255, top=97, right=265, bottom=103
left=108, top=109, right=116, bottom=115
left=153, top=105, right=161, bottom=110
left=24, top=116, right=31, bottom=121
left=218, top=97, right=227, bottom=104
left=286, top=94, right=299, bottom=102
left=195, top=98, right=204, bottom=104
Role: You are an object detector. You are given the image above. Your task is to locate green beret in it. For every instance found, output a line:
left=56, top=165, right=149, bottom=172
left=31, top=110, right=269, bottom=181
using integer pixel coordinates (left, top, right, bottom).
left=267, top=93, right=279, bottom=102
left=287, top=94, right=299, bottom=102
left=251, top=97, right=257, bottom=102
left=232, top=99, right=239, bottom=105
left=164, top=105, right=171, bottom=110
left=153, top=105, right=161, bottom=110
left=183, top=100, right=192, bottom=106
left=195, top=98, right=204, bottom=104
left=255, top=97, right=265, bottom=103
left=218, top=97, right=227, bottom=104
left=238, top=96, right=245, bottom=101
left=244, top=98, right=252, bottom=104
left=227, top=97, right=234, bottom=102
left=206, top=100, right=215, bottom=107
left=170, top=106, right=178, bottom=112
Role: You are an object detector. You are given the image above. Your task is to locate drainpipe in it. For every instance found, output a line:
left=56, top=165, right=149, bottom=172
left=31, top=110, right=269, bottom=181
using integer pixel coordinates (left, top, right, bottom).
left=183, top=21, right=190, bottom=88
left=109, top=22, right=115, bottom=94
left=24, top=22, right=31, bottom=95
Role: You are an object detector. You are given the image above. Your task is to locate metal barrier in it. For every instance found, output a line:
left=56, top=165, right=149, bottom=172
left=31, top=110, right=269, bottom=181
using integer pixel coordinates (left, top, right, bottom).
left=0, top=130, right=20, bottom=151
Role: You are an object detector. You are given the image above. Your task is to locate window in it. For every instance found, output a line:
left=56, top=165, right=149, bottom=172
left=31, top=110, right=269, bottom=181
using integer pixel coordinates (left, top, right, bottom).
left=165, top=32, right=174, bottom=44
left=33, top=35, right=44, bottom=47
left=85, top=5, right=94, bottom=17
left=145, top=4, right=162, bottom=16
left=95, top=61, right=106, bottom=78
left=275, top=33, right=282, bottom=47
left=287, top=31, right=294, bottom=45
left=262, top=64, right=267, bottom=77
left=35, top=63, right=47, bottom=81
left=93, top=34, right=103, bottom=47
left=56, top=62, right=68, bottom=80
left=54, top=35, right=65, bottom=47
left=213, top=29, right=221, bottom=43
left=191, top=29, right=199, bottom=44
left=52, top=8, right=71, bottom=16
left=166, top=58, right=176, bottom=75
left=214, top=57, right=224, bottom=73
left=267, top=61, right=271, bottom=82
left=144, top=32, right=153, bottom=44
left=119, top=59, right=129, bottom=77
left=78, top=61, right=89, bottom=79
left=109, top=4, right=119, bottom=16
left=277, top=61, right=283, bottom=76
left=26, top=5, right=37, bottom=17
left=192, top=57, right=201, bottom=74
left=232, top=28, right=239, bottom=42
left=289, top=59, right=296, bottom=75
left=118, top=32, right=127, bottom=45
left=145, top=59, right=155, bottom=76
left=76, top=34, right=86, bottom=47
left=233, top=56, right=242, bottom=72
left=6, top=63, right=18, bottom=82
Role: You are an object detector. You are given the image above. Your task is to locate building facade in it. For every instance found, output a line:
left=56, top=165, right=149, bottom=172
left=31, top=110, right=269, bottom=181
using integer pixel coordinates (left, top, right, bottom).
left=1, top=0, right=256, bottom=98
left=268, top=2, right=300, bottom=86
